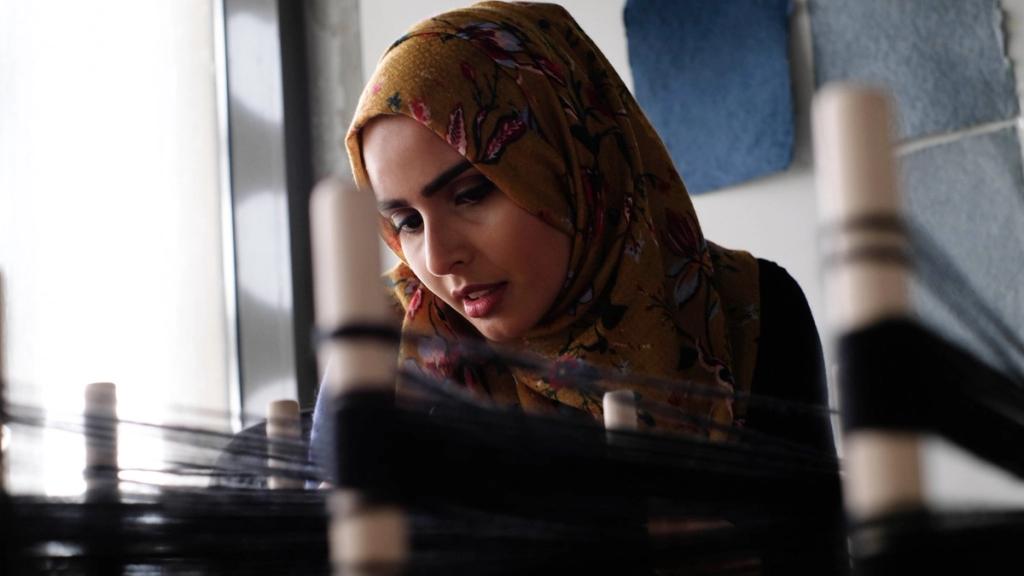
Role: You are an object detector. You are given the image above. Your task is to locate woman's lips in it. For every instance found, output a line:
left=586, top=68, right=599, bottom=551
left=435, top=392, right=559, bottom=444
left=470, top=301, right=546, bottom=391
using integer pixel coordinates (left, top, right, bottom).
left=458, top=282, right=508, bottom=318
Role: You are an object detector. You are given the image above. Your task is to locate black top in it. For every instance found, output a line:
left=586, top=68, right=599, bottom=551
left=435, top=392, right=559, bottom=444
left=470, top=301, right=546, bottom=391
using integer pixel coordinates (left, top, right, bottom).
left=299, top=259, right=835, bottom=481
left=746, top=258, right=834, bottom=454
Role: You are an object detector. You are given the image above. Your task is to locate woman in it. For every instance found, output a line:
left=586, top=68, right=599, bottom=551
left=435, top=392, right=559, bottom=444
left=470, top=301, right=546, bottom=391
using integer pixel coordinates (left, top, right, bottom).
left=312, top=1, right=831, bottom=467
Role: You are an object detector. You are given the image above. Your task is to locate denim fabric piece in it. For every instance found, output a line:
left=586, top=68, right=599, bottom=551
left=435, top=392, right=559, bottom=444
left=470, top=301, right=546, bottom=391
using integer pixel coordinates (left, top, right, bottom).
left=902, top=127, right=1024, bottom=376
left=810, top=0, right=1019, bottom=140
left=625, top=0, right=794, bottom=195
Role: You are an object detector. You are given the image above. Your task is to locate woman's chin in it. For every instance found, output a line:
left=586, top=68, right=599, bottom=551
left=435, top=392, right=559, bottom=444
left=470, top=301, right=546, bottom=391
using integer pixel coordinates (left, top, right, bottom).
left=469, top=318, right=523, bottom=344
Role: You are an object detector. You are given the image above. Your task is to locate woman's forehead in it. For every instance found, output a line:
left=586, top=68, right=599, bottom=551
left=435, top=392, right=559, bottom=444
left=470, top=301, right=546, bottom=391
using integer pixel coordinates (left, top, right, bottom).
left=361, top=115, right=471, bottom=198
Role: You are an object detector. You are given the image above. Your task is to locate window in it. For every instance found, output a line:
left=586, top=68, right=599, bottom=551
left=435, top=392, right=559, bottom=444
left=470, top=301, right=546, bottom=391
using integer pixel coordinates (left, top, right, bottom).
left=0, top=0, right=230, bottom=494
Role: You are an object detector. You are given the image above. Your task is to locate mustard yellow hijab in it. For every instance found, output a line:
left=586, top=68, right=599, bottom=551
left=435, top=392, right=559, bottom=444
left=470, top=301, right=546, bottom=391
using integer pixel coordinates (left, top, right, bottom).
left=346, top=1, right=760, bottom=436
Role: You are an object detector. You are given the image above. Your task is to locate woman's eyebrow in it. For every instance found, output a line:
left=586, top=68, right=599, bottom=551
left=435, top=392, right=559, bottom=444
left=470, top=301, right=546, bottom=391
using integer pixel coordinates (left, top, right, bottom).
left=377, top=198, right=408, bottom=212
left=376, top=159, right=474, bottom=212
left=421, top=160, right=473, bottom=197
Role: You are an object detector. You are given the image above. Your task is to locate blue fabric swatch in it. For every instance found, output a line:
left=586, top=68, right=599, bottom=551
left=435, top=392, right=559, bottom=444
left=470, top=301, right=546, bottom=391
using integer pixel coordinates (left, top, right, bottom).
left=902, top=127, right=1024, bottom=376
left=810, top=0, right=1019, bottom=140
left=625, top=0, right=794, bottom=195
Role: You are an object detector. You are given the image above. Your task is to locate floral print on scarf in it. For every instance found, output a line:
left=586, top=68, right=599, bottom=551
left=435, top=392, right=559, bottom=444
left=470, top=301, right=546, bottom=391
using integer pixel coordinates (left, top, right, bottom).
left=346, top=2, right=760, bottom=437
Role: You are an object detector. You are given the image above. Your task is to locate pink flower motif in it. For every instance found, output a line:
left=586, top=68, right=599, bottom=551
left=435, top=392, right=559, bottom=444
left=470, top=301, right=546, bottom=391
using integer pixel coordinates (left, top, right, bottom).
left=425, top=354, right=454, bottom=379
left=481, top=109, right=528, bottom=163
left=406, top=285, right=423, bottom=320
left=418, top=337, right=456, bottom=379
left=460, top=61, right=476, bottom=81
left=409, top=98, right=431, bottom=125
left=372, top=83, right=382, bottom=95
left=446, top=104, right=467, bottom=156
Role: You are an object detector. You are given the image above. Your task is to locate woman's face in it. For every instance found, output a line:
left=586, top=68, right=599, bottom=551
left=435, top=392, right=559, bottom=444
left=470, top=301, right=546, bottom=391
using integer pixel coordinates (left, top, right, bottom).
left=361, top=115, right=571, bottom=343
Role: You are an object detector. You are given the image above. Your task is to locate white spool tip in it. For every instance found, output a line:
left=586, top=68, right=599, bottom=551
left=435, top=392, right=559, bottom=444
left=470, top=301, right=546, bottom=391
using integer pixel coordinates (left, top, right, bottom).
left=84, top=382, right=118, bottom=421
left=85, top=382, right=117, bottom=405
left=267, top=398, right=303, bottom=490
left=329, top=492, right=409, bottom=567
left=267, top=399, right=301, bottom=444
left=310, top=174, right=398, bottom=396
left=266, top=398, right=301, bottom=440
left=83, top=382, right=119, bottom=493
left=844, top=431, right=923, bottom=519
left=813, top=83, right=908, bottom=330
left=267, top=399, right=300, bottom=426
left=603, top=390, right=639, bottom=432
left=812, top=83, right=900, bottom=222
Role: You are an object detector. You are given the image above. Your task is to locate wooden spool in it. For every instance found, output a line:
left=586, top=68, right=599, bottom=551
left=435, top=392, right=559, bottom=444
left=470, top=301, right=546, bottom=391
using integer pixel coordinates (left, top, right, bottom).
left=266, top=399, right=302, bottom=490
left=310, top=177, right=407, bottom=574
left=813, top=85, right=922, bottom=520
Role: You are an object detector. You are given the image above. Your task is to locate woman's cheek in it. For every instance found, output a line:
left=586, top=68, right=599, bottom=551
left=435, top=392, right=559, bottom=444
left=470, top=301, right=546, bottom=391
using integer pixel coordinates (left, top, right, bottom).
left=400, top=237, right=428, bottom=279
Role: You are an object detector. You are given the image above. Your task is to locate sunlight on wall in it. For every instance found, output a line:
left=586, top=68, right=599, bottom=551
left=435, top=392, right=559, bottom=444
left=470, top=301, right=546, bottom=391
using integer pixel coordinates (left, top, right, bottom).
left=0, top=0, right=229, bottom=495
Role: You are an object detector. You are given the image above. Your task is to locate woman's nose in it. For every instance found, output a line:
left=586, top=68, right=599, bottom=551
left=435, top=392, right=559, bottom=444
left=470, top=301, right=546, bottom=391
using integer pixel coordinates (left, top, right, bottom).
left=423, top=221, right=470, bottom=276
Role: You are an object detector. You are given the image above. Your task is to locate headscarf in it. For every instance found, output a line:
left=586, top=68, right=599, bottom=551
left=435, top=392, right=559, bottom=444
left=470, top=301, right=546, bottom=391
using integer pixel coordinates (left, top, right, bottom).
left=345, top=1, right=760, bottom=437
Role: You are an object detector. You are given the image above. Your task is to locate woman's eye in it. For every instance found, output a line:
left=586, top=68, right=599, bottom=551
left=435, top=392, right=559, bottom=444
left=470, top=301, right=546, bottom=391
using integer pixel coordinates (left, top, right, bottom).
left=454, top=182, right=494, bottom=205
left=390, top=211, right=423, bottom=233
